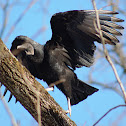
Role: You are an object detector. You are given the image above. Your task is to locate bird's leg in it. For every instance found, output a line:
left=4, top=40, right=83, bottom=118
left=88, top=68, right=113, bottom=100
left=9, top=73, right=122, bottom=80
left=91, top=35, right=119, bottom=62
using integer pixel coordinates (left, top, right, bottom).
left=66, top=97, right=71, bottom=116
left=45, top=87, right=54, bottom=91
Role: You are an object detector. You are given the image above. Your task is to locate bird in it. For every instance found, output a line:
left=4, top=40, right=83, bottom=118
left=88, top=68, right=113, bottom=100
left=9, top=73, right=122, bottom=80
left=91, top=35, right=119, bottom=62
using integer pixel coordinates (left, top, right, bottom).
left=7, top=10, right=124, bottom=116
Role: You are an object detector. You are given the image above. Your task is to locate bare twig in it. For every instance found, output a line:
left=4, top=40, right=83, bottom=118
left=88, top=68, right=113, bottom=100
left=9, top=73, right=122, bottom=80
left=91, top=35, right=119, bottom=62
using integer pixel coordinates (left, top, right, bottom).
left=4, top=0, right=39, bottom=42
left=37, top=93, right=41, bottom=126
left=31, top=26, right=47, bottom=40
left=89, top=80, right=123, bottom=97
left=93, top=104, right=126, bottom=126
left=0, top=89, right=18, bottom=126
left=0, top=0, right=9, bottom=38
left=92, top=0, right=126, bottom=103
left=20, top=66, right=42, bottom=126
left=49, top=79, right=66, bottom=87
left=111, top=109, right=126, bottom=126
left=99, top=3, right=113, bottom=10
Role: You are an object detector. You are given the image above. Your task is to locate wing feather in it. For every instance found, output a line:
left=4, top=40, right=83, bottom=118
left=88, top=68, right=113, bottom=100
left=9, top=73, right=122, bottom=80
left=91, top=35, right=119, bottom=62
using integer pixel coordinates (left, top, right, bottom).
left=50, top=10, right=124, bottom=68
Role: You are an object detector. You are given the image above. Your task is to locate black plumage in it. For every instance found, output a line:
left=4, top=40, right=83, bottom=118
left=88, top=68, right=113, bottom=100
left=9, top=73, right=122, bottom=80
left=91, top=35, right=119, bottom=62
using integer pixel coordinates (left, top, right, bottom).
left=10, top=10, right=124, bottom=115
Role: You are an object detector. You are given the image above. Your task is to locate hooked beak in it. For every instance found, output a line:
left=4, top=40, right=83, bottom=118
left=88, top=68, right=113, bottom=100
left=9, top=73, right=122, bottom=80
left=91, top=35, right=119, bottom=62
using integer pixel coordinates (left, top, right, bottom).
left=11, top=43, right=34, bottom=56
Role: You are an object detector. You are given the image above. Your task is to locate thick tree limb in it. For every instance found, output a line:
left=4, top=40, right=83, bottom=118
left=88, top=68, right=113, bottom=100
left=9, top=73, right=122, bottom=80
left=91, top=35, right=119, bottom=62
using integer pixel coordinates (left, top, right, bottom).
left=0, top=39, right=76, bottom=126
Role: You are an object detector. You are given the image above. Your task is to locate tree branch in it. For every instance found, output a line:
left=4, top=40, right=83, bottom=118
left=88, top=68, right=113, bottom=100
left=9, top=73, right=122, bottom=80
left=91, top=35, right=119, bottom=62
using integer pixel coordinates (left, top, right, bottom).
left=92, top=0, right=126, bottom=103
left=0, top=39, right=76, bottom=126
left=4, top=0, right=39, bottom=42
left=93, top=104, right=126, bottom=126
left=0, top=89, right=18, bottom=126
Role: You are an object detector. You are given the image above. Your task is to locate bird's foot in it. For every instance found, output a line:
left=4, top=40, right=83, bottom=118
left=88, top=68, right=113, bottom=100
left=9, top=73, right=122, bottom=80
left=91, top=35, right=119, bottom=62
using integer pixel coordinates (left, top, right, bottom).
left=66, top=109, right=71, bottom=116
left=45, top=87, right=54, bottom=91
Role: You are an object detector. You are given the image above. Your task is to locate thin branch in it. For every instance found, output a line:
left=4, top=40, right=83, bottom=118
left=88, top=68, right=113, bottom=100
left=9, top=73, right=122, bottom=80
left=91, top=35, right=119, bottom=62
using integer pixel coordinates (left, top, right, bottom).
left=20, top=67, right=42, bottom=126
left=89, top=80, right=123, bottom=97
left=93, top=104, right=126, bottom=126
left=113, top=44, right=126, bottom=71
left=92, top=0, right=126, bottom=103
left=49, top=79, right=66, bottom=87
left=0, top=89, right=18, bottom=126
left=4, top=0, right=39, bottom=42
left=0, top=0, right=9, bottom=38
left=31, top=26, right=47, bottom=40
left=37, top=93, right=41, bottom=126
left=111, top=109, right=126, bottom=126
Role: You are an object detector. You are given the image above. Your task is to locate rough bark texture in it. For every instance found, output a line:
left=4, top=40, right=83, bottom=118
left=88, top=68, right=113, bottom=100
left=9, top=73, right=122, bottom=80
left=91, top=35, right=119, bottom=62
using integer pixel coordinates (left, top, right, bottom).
left=0, top=39, right=76, bottom=126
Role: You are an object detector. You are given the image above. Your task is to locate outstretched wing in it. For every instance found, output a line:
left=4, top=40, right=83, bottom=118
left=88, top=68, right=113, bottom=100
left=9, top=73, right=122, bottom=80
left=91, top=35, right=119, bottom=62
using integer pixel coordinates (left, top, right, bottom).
left=50, top=10, right=124, bottom=68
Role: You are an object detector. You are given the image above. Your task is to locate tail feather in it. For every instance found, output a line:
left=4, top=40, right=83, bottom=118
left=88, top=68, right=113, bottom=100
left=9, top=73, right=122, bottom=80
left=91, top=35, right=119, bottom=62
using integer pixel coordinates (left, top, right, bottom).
left=71, top=79, right=98, bottom=105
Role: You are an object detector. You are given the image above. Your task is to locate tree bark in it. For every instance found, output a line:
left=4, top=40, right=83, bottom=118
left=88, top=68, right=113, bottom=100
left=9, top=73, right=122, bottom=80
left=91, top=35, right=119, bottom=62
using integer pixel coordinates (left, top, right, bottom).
left=0, top=39, right=76, bottom=126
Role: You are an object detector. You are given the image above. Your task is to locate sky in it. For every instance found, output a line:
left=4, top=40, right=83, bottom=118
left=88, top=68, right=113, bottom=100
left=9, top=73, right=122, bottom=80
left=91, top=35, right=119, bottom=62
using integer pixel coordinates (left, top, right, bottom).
left=0, top=0, right=126, bottom=126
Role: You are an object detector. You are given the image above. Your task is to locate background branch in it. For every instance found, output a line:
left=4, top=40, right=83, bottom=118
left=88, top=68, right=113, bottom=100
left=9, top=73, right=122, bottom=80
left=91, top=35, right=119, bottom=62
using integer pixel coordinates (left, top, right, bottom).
left=0, top=89, right=18, bottom=126
left=4, top=0, right=39, bottom=42
left=92, top=0, right=126, bottom=102
left=93, top=104, right=126, bottom=126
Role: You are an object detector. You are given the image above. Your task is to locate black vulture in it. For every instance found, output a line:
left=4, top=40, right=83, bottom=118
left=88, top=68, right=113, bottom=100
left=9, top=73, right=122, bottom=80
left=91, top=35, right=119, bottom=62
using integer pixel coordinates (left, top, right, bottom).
left=9, top=10, right=124, bottom=115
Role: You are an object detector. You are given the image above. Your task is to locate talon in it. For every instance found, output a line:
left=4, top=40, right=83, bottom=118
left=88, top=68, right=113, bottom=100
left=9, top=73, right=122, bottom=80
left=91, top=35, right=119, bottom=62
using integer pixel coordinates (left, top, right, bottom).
left=15, top=99, right=18, bottom=103
left=8, top=94, right=13, bottom=102
left=3, top=88, right=8, bottom=97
